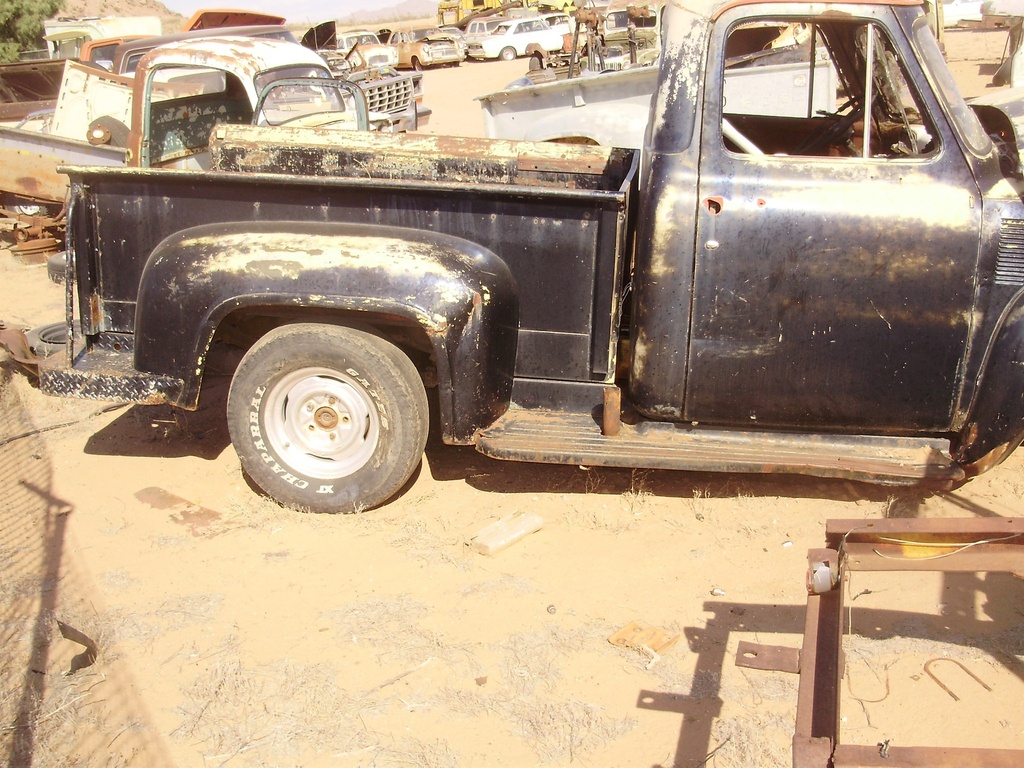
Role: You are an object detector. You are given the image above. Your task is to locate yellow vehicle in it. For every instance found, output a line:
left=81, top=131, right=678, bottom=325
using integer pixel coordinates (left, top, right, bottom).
left=437, top=1, right=574, bottom=26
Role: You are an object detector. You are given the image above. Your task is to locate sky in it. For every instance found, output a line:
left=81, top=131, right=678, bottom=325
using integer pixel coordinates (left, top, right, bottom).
left=160, top=0, right=405, bottom=26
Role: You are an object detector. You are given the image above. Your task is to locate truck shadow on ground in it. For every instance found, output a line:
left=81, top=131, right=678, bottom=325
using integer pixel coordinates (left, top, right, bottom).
left=78, top=372, right=995, bottom=517
left=82, top=371, right=233, bottom=461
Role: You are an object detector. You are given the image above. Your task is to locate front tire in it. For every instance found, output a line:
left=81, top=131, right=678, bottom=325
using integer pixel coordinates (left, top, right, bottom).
left=227, top=324, right=428, bottom=513
left=499, top=46, right=517, bottom=62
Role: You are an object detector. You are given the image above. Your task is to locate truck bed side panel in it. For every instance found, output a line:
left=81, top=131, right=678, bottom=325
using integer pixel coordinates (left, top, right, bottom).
left=68, top=142, right=636, bottom=384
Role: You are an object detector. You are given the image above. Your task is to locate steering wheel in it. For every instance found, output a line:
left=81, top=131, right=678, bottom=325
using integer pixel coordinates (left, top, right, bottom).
left=795, top=103, right=864, bottom=156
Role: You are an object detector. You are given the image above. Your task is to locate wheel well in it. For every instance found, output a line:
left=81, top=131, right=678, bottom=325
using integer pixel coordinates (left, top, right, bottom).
left=212, top=307, right=437, bottom=384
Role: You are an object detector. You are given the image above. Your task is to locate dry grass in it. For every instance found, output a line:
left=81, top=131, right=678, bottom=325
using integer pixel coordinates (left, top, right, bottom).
left=1, top=613, right=162, bottom=768
left=174, top=658, right=378, bottom=762
left=1, top=669, right=143, bottom=768
left=433, top=623, right=638, bottom=762
left=443, top=683, right=636, bottom=763
left=321, top=595, right=464, bottom=667
left=705, top=711, right=793, bottom=768
left=507, top=697, right=636, bottom=762
left=389, top=517, right=472, bottom=570
left=458, top=575, right=536, bottom=598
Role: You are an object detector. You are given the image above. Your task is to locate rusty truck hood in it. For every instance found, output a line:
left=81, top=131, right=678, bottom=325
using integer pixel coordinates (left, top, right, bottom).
left=183, top=10, right=287, bottom=31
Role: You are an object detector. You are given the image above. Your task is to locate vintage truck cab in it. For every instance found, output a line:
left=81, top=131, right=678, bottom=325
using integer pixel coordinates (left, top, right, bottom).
left=5, top=0, right=1024, bottom=514
left=634, top=0, right=1024, bottom=473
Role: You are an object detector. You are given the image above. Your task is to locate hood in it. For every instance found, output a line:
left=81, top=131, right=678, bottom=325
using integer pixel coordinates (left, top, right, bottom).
left=184, top=10, right=287, bottom=31
left=970, top=87, right=1024, bottom=150
left=970, top=87, right=1024, bottom=176
left=302, top=20, right=337, bottom=50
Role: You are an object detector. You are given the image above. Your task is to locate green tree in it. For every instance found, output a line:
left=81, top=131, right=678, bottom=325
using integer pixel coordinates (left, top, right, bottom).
left=0, top=0, right=63, bottom=63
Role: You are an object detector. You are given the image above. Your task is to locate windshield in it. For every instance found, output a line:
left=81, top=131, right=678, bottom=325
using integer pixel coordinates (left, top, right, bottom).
left=912, top=17, right=990, bottom=154
left=254, top=65, right=331, bottom=93
left=343, top=34, right=378, bottom=47
left=257, top=79, right=359, bottom=127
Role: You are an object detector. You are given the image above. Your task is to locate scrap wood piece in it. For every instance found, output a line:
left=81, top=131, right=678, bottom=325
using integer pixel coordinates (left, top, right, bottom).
left=608, top=621, right=680, bottom=655
left=469, top=511, right=544, bottom=555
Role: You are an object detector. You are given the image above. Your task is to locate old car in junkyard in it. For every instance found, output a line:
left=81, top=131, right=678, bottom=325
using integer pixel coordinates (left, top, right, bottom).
left=301, top=23, right=399, bottom=72
left=463, top=16, right=508, bottom=44
left=294, top=26, right=425, bottom=133
left=465, top=16, right=564, bottom=61
left=378, top=27, right=465, bottom=69
left=439, top=26, right=469, bottom=57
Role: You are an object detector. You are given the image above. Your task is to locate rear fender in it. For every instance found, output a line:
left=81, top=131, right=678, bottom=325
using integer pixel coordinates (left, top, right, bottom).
left=134, top=221, right=518, bottom=442
left=957, top=294, right=1024, bottom=474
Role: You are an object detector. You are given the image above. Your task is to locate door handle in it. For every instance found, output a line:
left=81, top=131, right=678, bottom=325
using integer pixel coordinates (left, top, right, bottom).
left=703, top=196, right=723, bottom=250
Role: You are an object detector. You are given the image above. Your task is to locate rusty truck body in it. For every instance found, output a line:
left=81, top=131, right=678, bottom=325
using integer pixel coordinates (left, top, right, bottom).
left=6, top=0, right=1024, bottom=519
left=0, top=37, right=370, bottom=240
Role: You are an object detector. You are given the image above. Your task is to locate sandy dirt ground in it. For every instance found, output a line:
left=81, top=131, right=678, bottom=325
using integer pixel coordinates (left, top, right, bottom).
left=2, top=26, right=1024, bottom=768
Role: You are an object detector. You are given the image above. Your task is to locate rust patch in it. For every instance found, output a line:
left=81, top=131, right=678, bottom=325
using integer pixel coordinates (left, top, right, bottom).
left=15, top=176, right=42, bottom=194
left=134, top=486, right=227, bottom=538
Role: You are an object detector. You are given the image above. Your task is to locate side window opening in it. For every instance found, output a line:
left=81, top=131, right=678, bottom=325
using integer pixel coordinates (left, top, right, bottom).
left=720, top=19, right=937, bottom=160
left=146, top=68, right=252, bottom=167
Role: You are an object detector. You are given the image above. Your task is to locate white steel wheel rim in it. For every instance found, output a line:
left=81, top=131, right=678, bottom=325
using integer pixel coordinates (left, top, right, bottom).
left=263, top=367, right=380, bottom=480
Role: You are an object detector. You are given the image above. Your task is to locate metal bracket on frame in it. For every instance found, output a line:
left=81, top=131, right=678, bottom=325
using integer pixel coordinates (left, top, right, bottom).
left=735, top=517, right=1024, bottom=768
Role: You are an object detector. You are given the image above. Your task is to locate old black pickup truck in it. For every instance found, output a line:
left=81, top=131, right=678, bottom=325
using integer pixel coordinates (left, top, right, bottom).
left=6, top=0, right=1024, bottom=513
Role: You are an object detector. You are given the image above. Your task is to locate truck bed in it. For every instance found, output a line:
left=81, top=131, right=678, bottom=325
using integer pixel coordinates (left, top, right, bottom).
left=0, top=125, right=124, bottom=203
left=476, top=66, right=659, bottom=149
left=65, top=130, right=638, bottom=388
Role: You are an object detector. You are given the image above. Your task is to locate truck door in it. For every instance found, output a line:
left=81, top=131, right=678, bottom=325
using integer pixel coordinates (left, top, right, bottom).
left=686, top=11, right=981, bottom=432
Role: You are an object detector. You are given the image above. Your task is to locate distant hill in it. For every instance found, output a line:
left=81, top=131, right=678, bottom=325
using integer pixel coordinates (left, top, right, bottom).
left=51, top=0, right=440, bottom=32
left=56, top=0, right=184, bottom=33
left=341, top=0, right=437, bottom=26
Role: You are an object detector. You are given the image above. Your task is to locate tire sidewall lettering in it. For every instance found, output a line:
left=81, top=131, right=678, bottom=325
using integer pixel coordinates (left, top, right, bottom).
left=247, top=380, right=313, bottom=491
left=345, top=367, right=390, bottom=430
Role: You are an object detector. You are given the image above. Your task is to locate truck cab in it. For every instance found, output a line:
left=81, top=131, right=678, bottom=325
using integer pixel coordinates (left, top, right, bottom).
left=633, top=0, right=1023, bottom=470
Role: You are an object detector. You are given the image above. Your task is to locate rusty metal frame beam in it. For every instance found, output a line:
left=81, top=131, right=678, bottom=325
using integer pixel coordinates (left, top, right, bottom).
left=792, top=518, right=1024, bottom=768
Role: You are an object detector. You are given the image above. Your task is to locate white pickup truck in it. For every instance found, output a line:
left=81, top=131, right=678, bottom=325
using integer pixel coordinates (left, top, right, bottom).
left=478, top=27, right=836, bottom=148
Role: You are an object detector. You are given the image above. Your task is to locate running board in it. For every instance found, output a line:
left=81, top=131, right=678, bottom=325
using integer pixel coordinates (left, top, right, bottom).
left=475, top=409, right=965, bottom=486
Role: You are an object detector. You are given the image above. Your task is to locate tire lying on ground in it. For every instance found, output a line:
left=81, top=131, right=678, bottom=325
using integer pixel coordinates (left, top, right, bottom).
left=226, top=323, right=429, bottom=514
left=25, top=322, right=68, bottom=358
left=47, top=251, right=68, bottom=284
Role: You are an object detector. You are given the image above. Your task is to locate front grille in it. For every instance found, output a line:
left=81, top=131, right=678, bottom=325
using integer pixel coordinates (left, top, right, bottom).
left=996, top=218, right=1024, bottom=286
left=366, top=53, right=392, bottom=67
left=364, top=77, right=413, bottom=114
